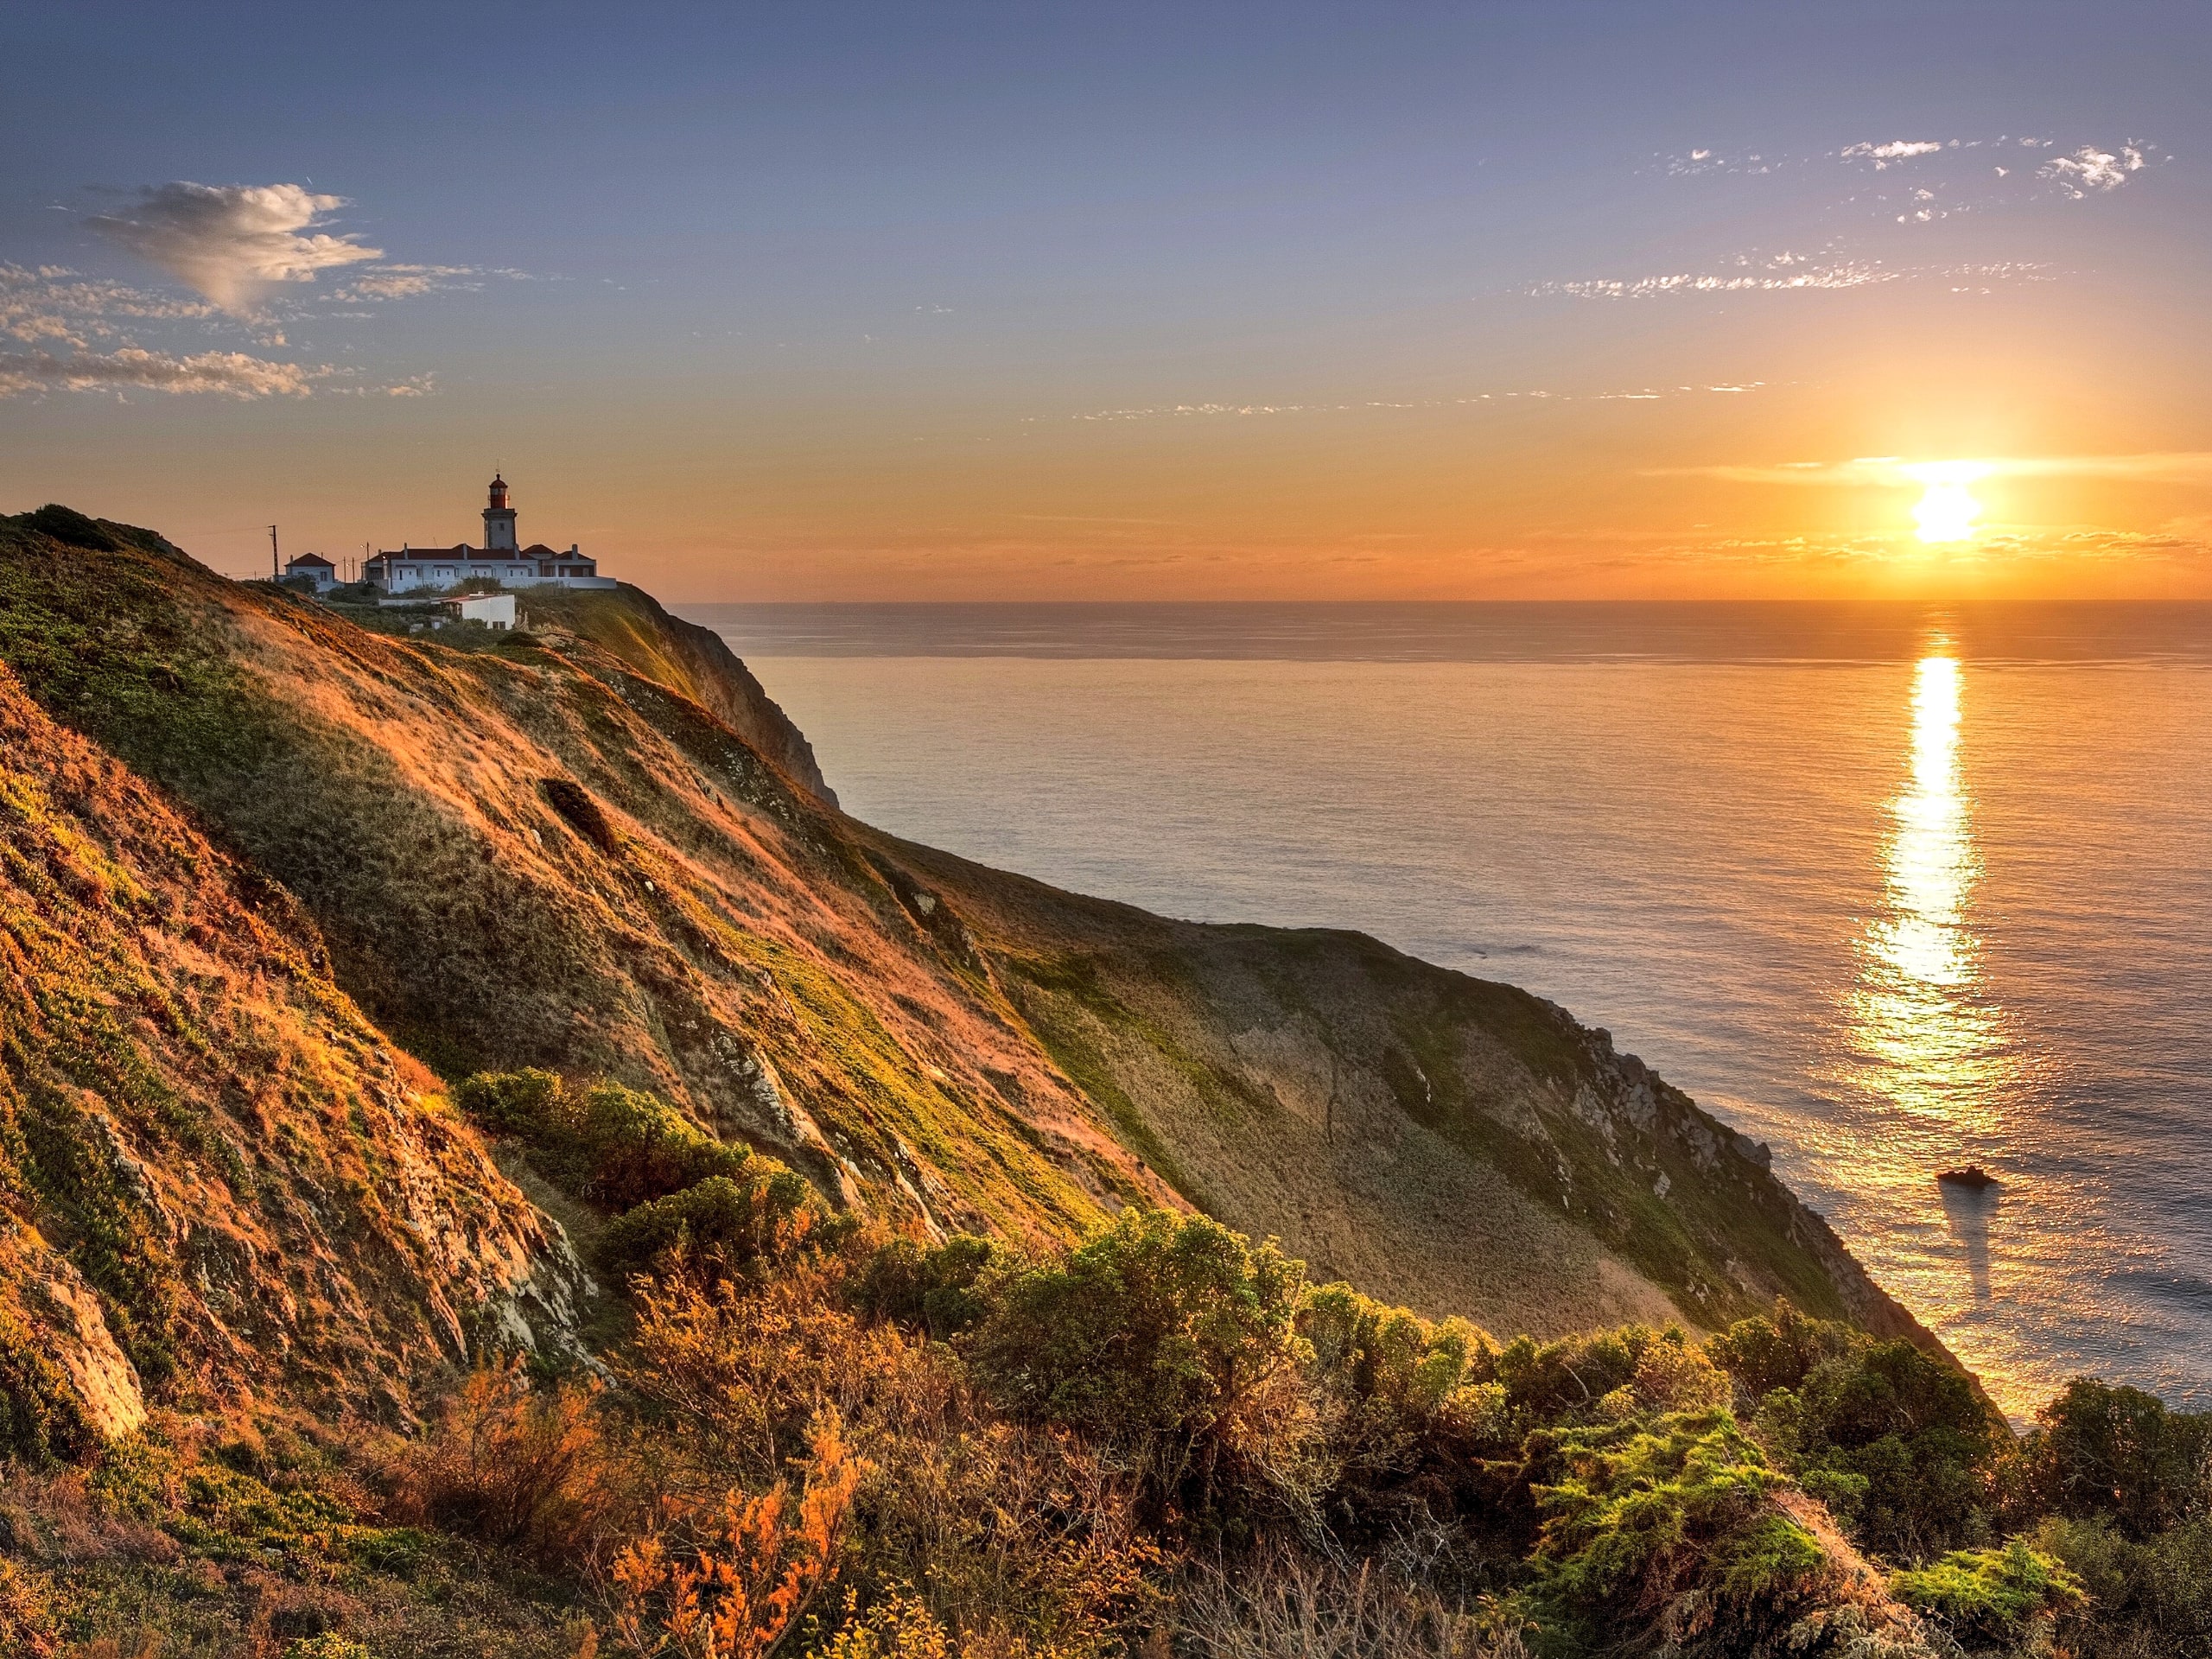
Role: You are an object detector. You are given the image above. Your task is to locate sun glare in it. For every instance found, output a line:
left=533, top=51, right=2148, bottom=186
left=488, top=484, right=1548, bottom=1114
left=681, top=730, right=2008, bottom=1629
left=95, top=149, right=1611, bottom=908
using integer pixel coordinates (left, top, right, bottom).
left=1905, top=461, right=1988, bottom=544
left=1914, top=483, right=1982, bottom=543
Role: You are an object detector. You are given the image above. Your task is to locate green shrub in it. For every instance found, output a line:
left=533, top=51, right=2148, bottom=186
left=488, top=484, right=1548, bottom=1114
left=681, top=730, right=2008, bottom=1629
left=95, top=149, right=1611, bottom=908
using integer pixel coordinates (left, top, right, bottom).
left=1708, top=1307, right=1998, bottom=1561
left=283, top=1636, right=377, bottom=1659
left=452, top=1066, right=568, bottom=1138
left=1522, top=1408, right=1830, bottom=1650
left=2034, top=1513, right=2212, bottom=1651
left=965, top=1207, right=1319, bottom=1510
left=599, top=1166, right=828, bottom=1286
left=1891, top=1540, right=2082, bottom=1645
left=12, top=505, right=119, bottom=551
left=454, top=1070, right=750, bottom=1209
left=1792, top=1340, right=1996, bottom=1560
left=2022, top=1376, right=2212, bottom=1539
left=567, top=1080, right=751, bottom=1208
left=1283, top=1285, right=1510, bottom=1541
left=854, top=1232, right=1001, bottom=1339
left=1706, top=1300, right=1856, bottom=1401
left=1301, top=1283, right=1490, bottom=1425
left=814, top=1586, right=955, bottom=1659
left=1491, top=1325, right=1730, bottom=1435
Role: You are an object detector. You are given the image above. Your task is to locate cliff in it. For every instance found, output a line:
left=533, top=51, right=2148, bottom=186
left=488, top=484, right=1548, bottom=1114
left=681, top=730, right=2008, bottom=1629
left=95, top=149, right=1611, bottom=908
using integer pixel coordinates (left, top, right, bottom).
left=874, top=836, right=1931, bottom=1347
left=0, top=506, right=1938, bottom=1442
left=501, top=581, right=836, bottom=805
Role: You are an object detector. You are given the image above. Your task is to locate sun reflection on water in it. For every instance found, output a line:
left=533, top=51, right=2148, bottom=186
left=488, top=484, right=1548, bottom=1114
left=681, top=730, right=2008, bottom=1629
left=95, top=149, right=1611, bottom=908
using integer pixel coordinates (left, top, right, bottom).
left=1879, top=658, right=1972, bottom=988
left=1824, top=645, right=2044, bottom=1403
left=1844, top=652, right=2006, bottom=1128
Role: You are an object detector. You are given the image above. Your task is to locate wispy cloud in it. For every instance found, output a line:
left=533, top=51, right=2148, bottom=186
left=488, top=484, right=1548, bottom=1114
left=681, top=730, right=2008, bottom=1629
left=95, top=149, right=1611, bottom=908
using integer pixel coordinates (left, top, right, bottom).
left=1840, top=139, right=1947, bottom=166
left=0, top=257, right=446, bottom=398
left=86, top=182, right=381, bottom=312
left=1, top=264, right=217, bottom=346
left=2041, top=145, right=2149, bottom=197
left=1, top=183, right=523, bottom=397
left=1529, top=257, right=2049, bottom=301
left=1651, top=452, right=2212, bottom=487
left=1058, top=383, right=1770, bottom=423
left=0, top=346, right=324, bottom=398
left=1651, top=134, right=2162, bottom=223
left=330, top=263, right=531, bottom=302
left=1534, top=260, right=1894, bottom=299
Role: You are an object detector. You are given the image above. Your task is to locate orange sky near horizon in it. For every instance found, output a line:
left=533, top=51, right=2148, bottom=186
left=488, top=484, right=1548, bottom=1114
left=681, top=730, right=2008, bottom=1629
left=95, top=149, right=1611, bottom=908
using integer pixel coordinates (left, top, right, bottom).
left=29, top=392, right=2208, bottom=604
left=7, top=5, right=2212, bottom=602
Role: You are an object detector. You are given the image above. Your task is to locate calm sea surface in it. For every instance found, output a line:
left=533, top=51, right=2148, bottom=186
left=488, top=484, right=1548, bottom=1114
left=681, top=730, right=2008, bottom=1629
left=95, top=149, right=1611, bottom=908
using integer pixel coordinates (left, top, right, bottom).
left=683, top=601, right=2212, bottom=1417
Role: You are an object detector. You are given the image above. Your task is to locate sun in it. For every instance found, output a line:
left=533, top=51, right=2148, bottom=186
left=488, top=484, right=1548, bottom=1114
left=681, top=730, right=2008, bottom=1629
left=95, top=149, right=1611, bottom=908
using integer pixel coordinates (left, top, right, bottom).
left=1913, top=482, right=1982, bottom=543
left=1904, top=461, right=1988, bottom=544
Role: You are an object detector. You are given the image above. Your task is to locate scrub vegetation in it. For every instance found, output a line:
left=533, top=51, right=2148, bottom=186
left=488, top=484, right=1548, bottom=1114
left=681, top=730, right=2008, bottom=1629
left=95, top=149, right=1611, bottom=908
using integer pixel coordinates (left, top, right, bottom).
left=0, top=511, right=2203, bottom=1656
left=16, top=1171, right=2209, bottom=1657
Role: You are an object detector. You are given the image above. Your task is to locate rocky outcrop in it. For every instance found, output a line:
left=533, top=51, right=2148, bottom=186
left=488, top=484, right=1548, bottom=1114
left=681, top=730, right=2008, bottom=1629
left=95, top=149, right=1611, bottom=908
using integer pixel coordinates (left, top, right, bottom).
left=2, top=1232, right=143, bottom=1445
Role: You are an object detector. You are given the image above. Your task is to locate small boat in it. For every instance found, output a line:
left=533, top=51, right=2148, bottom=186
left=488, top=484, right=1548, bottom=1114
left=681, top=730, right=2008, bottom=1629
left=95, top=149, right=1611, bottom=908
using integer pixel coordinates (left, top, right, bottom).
left=1936, top=1164, right=2000, bottom=1191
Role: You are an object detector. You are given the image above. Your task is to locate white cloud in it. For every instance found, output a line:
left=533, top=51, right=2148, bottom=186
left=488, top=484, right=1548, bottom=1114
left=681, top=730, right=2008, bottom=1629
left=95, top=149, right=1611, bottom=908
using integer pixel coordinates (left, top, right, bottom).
left=330, top=263, right=526, bottom=302
left=1841, top=139, right=1947, bottom=167
left=1534, top=261, right=1897, bottom=299
left=2041, top=145, right=2147, bottom=197
left=1528, top=255, right=2050, bottom=300
left=1663, top=148, right=1775, bottom=176
left=1656, top=134, right=2158, bottom=219
left=86, top=182, right=381, bottom=312
left=0, top=345, right=324, bottom=397
left=336, top=269, right=449, bottom=301
left=0, top=263, right=216, bottom=346
left=329, top=372, right=436, bottom=397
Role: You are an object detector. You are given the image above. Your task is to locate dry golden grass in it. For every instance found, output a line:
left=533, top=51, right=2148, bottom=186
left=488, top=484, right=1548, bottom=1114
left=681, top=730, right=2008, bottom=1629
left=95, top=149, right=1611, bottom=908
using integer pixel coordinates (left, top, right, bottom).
left=376, top=1360, right=645, bottom=1568
left=0, top=657, right=550, bottom=1429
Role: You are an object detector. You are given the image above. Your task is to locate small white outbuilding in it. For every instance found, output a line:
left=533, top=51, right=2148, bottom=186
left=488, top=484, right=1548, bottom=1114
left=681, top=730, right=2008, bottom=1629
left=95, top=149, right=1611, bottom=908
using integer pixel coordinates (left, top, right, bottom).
left=438, top=593, right=518, bottom=630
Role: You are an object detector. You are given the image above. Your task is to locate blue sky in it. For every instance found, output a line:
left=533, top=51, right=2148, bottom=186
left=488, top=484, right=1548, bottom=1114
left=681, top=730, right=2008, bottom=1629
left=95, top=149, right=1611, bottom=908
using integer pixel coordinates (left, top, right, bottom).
left=4, top=2, right=2209, bottom=596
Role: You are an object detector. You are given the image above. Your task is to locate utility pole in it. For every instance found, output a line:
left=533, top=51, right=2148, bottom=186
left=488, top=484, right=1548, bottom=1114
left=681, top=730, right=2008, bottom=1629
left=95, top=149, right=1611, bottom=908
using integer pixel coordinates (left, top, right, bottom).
left=269, top=524, right=279, bottom=578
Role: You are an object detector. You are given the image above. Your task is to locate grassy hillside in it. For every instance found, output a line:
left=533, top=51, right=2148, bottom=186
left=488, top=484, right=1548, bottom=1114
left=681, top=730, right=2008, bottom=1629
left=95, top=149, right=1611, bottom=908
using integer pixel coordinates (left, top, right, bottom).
left=8, top=505, right=2205, bottom=1659
left=0, top=505, right=1923, bottom=1350
left=401, top=581, right=836, bottom=805
left=0, top=624, right=569, bottom=1452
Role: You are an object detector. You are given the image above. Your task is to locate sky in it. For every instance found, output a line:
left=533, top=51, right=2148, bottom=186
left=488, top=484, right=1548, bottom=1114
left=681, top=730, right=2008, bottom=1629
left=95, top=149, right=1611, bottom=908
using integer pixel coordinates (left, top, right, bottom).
left=3, top=1, right=2211, bottom=601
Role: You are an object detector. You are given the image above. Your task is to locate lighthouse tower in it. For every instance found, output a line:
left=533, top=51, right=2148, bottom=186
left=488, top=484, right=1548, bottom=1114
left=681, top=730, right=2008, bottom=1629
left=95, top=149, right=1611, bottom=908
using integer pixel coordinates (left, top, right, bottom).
left=481, top=473, right=518, bottom=552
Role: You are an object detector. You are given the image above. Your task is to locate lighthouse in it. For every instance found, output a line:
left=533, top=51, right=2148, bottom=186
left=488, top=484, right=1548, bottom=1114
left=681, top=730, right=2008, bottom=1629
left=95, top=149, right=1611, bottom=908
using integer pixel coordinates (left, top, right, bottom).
left=482, top=473, right=518, bottom=552
left=364, top=474, right=609, bottom=593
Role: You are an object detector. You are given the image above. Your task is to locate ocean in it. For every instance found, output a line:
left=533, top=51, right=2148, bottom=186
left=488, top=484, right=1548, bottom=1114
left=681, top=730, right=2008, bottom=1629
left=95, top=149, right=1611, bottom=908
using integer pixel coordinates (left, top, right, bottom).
left=681, top=601, right=2212, bottom=1419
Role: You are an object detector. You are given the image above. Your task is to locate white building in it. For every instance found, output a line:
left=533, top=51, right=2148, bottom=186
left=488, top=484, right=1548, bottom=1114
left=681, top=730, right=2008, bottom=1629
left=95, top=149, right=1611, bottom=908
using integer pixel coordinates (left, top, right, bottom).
left=365, top=474, right=616, bottom=594
left=282, top=551, right=339, bottom=592
left=437, top=593, right=518, bottom=630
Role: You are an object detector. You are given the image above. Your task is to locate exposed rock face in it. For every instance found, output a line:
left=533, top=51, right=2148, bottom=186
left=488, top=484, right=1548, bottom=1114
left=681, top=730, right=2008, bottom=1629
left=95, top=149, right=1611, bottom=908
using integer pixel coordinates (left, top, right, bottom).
left=0, top=659, right=563, bottom=1436
left=0, top=510, right=1941, bottom=1369
left=8, top=1236, right=143, bottom=1441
